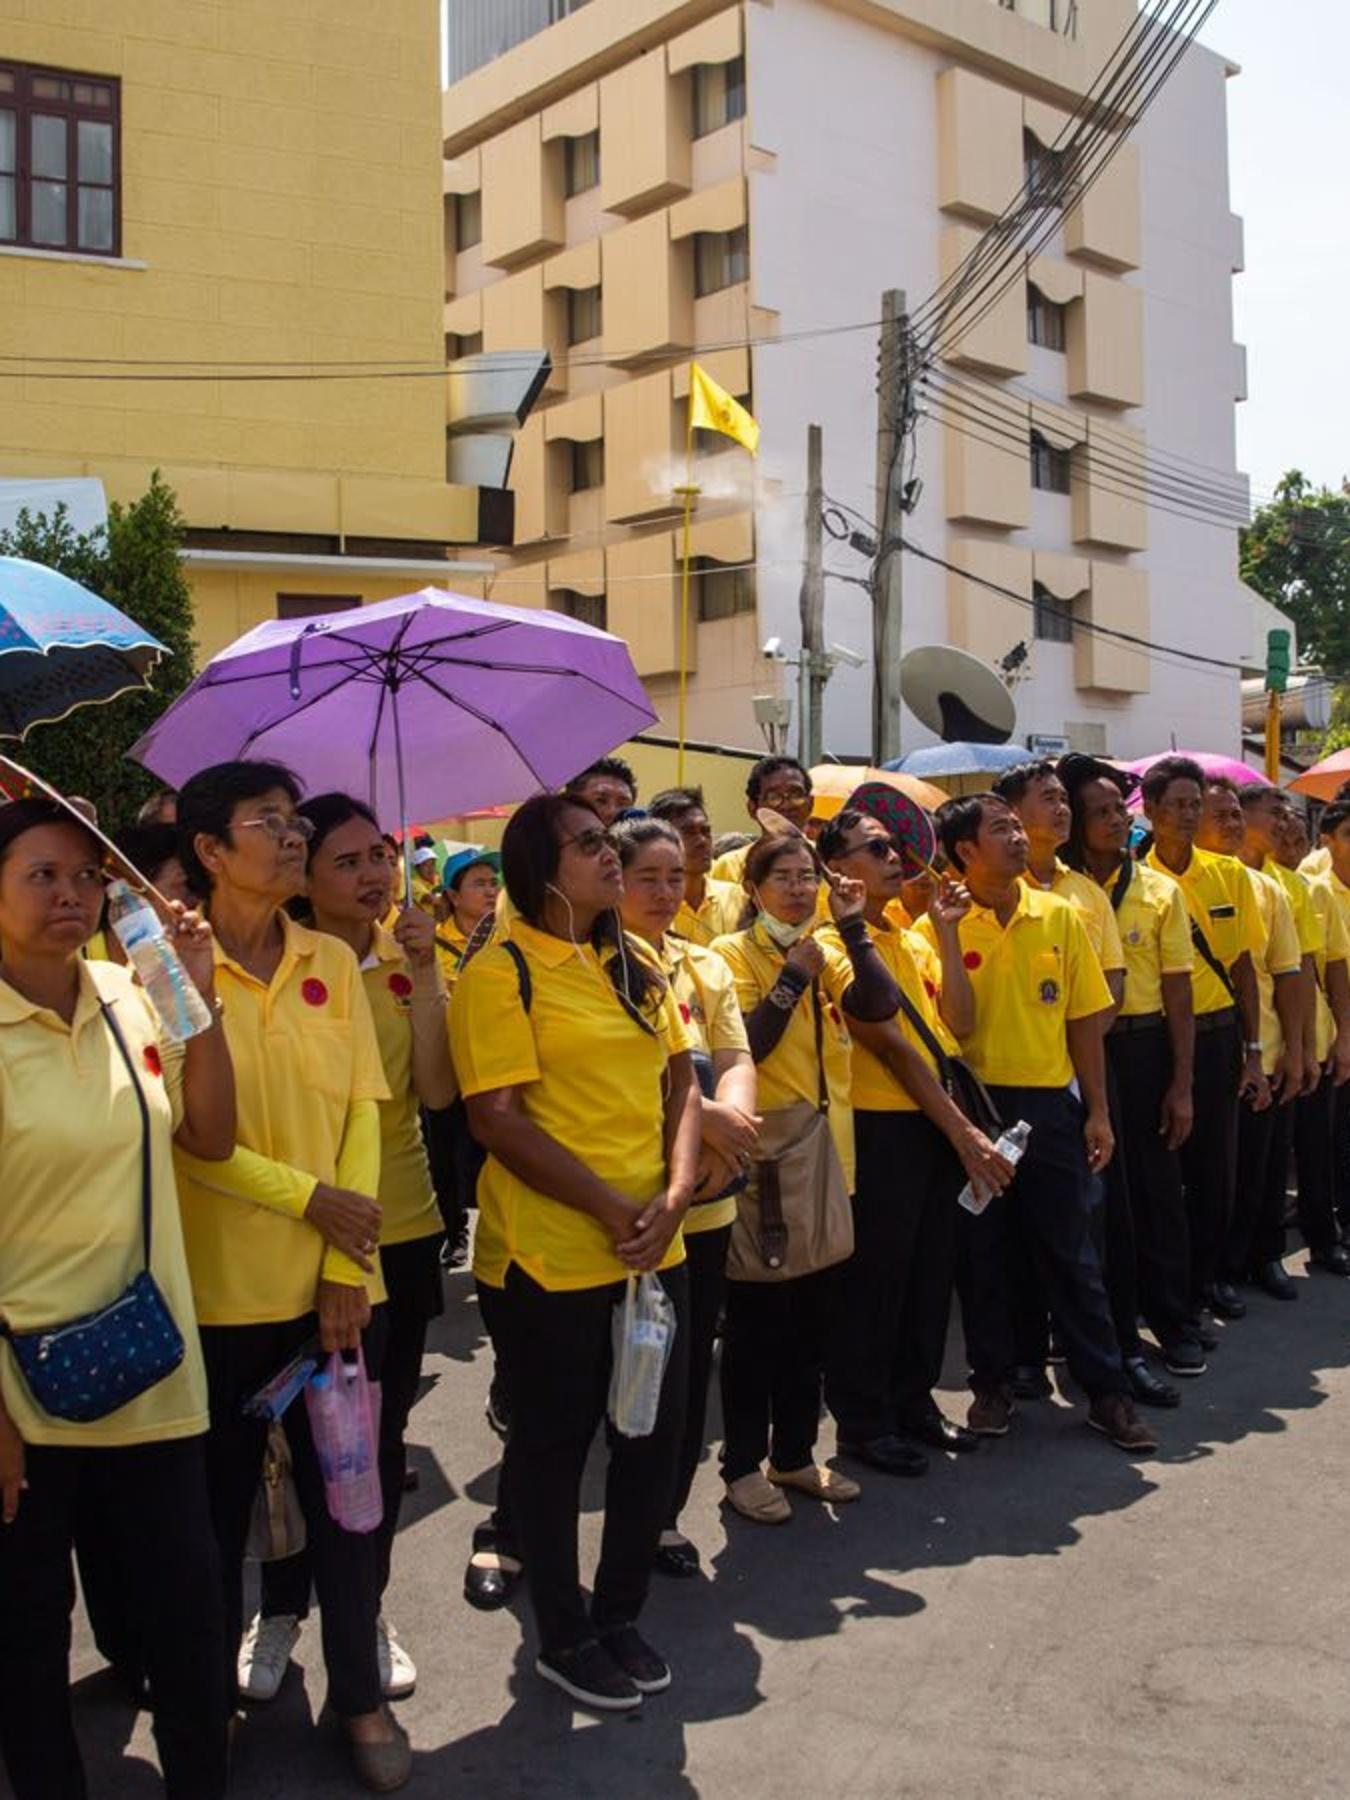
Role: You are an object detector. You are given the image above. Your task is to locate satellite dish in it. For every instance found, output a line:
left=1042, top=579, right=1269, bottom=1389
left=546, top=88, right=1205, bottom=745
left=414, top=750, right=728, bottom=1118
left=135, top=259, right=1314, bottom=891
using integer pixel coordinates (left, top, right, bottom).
left=900, top=645, right=1016, bottom=746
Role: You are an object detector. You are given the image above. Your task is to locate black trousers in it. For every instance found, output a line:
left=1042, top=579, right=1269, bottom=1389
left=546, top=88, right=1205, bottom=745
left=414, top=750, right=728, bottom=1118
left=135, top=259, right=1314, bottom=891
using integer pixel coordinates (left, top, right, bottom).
left=1292, top=1074, right=1341, bottom=1258
left=963, top=1086, right=1126, bottom=1401
left=666, top=1222, right=731, bottom=1529
left=488, top=1261, right=689, bottom=1657
left=1225, top=1097, right=1294, bottom=1277
left=1178, top=1014, right=1242, bottom=1299
left=720, top=1263, right=842, bottom=1482
left=0, top=1435, right=227, bottom=1800
left=1107, top=1024, right=1193, bottom=1348
left=201, top=1310, right=387, bottom=1719
left=1335, top=1082, right=1350, bottom=1235
left=826, top=1111, right=960, bottom=1440
left=263, top=1234, right=444, bottom=1616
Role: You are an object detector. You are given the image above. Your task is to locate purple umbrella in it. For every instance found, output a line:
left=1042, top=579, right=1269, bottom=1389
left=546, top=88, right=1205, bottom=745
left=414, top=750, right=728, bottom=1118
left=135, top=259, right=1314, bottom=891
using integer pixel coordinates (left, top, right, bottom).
left=131, top=588, right=656, bottom=830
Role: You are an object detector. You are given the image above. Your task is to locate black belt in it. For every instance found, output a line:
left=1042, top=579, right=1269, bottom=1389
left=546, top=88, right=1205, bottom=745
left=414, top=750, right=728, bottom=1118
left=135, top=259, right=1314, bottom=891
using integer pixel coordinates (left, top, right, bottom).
left=1109, top=1011, right=1164, bottom=1037
left=1194, top=1006, right=1238, bottom=1035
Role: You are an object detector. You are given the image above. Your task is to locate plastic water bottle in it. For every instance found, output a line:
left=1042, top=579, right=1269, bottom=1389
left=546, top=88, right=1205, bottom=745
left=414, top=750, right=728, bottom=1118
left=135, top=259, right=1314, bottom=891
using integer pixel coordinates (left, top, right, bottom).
left=305, top=1351, right=383, bottom=1533
left=106, top=880, right=214, bottom=1043
left=957, top=1119, right=1032, bottom=1217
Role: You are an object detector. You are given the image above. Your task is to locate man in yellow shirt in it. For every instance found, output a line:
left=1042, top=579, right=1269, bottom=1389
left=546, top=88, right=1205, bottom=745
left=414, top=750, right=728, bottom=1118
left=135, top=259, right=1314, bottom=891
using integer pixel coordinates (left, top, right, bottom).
left=818, top=808, right=1014, bottom=1469
left=1202, top=777, right=1303, bottom=1310
left=1142, top=758, right=1266, bottom=1327
left=563, top=755, right=638, bottom=826
left=1276, top=807, right=1350, bottom=1278
left=648, top=786, right=744, bottom=945
left=925, top=793, right=1155, bottom=1454
left=709, top=756, right=815, bottom=887
left=1312, top=800, right=1350, bottom=1248
left=1061, top=757, right=1203, bottom=1387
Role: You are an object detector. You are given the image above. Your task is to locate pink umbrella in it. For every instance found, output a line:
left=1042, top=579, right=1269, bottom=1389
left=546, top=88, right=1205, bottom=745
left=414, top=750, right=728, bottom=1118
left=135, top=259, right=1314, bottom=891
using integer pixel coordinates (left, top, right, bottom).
left=1122, top=751, right=1268, bottom=812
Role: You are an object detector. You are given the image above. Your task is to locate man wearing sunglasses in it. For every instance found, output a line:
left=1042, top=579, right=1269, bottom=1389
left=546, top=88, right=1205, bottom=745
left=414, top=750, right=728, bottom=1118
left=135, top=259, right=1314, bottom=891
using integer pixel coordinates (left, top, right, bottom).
left=817, top=810, right=1011, bottom=1473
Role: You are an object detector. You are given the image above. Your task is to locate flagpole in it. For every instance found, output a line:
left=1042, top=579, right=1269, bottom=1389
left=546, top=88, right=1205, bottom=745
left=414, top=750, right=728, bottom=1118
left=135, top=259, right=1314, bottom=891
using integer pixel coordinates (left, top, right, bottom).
left=675, top=380, right=698, bottom=788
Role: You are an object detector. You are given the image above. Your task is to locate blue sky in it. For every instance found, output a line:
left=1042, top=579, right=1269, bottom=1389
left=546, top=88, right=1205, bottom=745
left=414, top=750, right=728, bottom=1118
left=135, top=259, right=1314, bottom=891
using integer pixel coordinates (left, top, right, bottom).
left=1201, top=1, right=1348, bottom=501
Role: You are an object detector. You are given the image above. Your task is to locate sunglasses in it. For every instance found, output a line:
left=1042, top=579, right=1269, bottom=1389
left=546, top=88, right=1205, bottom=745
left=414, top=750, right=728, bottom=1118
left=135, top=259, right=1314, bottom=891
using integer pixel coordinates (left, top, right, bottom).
left=236, top=814, right=315, bottom=844
left=846, top=837, right=898, bottom=863
left=560, top=826, right=619, bottom=858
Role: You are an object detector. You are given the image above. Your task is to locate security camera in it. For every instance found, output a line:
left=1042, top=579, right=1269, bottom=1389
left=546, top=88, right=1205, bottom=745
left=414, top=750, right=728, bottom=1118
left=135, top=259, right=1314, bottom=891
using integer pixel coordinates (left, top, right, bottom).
left=828, top=641, right=866, bottom=670
left=761, top=636, right=785, bottom=660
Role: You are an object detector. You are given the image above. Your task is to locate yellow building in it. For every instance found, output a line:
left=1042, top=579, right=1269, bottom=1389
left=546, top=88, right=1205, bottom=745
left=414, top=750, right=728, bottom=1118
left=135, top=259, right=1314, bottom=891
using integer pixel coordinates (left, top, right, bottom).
left=0, top=1, right=508, bottom=661
left=444, top=0, right=1257, bottom=761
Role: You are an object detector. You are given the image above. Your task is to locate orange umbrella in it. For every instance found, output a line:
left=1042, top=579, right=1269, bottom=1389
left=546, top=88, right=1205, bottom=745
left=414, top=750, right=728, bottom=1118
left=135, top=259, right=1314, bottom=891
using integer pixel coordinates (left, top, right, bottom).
left=809, top=763, right=948, bottom=820
left=1289, top=749, right=1350, bottom=804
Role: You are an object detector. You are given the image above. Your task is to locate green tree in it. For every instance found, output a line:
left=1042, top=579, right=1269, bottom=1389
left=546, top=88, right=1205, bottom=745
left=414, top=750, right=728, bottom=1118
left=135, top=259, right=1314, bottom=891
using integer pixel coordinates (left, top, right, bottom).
left=0, top=474, right=196, bottom=827
left=1240, top=470, right=1350, bottom=679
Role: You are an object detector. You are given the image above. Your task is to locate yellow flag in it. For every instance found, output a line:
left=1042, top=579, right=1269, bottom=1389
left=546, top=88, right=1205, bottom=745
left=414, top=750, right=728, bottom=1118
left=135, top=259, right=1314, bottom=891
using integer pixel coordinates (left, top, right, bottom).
left=688, top=361, right=760, bottom=455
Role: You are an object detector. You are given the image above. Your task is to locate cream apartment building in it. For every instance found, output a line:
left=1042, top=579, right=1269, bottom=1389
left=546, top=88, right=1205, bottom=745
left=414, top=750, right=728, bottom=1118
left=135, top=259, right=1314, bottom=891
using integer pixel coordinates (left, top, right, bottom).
left=443, top=0, right=1257, bottom=758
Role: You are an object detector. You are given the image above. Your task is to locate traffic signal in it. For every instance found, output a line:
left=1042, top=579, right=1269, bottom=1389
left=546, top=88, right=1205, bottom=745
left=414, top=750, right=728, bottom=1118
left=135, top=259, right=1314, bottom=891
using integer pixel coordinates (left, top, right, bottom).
left=1266, top=628, right=1291, bottom=694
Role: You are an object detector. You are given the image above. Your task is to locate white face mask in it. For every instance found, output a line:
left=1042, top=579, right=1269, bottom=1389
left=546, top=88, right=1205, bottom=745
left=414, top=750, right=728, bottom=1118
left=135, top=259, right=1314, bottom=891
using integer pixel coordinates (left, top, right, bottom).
left=755, top=900, right=812, bottom=950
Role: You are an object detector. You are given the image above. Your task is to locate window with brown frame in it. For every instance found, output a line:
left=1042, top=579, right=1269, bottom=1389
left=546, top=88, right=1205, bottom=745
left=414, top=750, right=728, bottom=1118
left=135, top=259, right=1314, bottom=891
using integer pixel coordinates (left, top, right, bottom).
left=1027, top=283, right=1067, bottom=350
left=1032, top=581, right=1075, bottom=643
left=1030, top=429, right=1072, bottom=494
left=276, top=593, right=362, bottom=621
left=0, top=62, right=120, bottom=256
left=552, top=588, right=606, bottom=630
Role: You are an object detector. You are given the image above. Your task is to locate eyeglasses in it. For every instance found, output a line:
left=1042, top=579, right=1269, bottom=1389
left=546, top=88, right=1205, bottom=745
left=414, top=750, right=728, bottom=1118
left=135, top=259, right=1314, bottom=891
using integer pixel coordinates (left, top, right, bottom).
left=236, top=814, right=315, bottom=844
left=560, top=826, right=618, bottom=858
left=763, top=869, right=820, bottom=889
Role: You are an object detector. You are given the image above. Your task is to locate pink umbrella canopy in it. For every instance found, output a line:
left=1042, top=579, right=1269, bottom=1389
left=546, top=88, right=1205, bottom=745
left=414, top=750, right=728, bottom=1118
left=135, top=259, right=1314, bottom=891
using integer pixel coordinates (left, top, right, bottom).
left=131, top=588, right=657, bottom=825
left=1121, top=751, right=1268, bottom=812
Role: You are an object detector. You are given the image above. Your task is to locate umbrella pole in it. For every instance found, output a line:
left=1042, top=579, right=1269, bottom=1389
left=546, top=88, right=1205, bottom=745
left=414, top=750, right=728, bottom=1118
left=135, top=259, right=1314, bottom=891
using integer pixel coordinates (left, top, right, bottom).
left=675, top=407, right=699, bottom=788
left=390, top=679, right=414, bottom=910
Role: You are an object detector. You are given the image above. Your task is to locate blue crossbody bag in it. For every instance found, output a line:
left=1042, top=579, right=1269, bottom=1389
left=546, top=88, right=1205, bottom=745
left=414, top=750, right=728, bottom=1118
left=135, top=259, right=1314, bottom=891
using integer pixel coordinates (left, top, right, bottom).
left=0, top=1000, right=185, bottom=1423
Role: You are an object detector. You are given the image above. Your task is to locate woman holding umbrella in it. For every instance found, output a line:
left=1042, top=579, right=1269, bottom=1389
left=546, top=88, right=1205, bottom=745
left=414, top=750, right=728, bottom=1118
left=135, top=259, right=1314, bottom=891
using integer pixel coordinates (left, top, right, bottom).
left=450, top=793, right=701, bottom=1712
left=243, top=793, right=456, bottom=1708
left=173, top=760, right=410, bottom=1793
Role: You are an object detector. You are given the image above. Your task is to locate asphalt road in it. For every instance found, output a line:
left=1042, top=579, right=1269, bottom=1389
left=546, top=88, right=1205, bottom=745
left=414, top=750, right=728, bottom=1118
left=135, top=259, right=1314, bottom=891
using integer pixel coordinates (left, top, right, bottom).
left=23, top=1242, right=1350, bottom=1800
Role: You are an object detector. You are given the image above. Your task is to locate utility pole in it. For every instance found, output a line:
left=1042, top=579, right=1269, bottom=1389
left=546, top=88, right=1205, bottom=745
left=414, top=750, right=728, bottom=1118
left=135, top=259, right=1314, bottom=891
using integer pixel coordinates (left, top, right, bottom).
left=797, top=423, right=825, bottom=767
left=872, top=288, right=910, bottom=764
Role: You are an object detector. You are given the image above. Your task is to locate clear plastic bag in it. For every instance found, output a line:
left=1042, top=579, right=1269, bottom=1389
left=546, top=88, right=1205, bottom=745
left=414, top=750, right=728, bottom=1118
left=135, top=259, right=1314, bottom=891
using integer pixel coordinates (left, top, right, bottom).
left=607, top=1273, right=677, bottom=1439
left=304, top=1350, right=383, bottom=1533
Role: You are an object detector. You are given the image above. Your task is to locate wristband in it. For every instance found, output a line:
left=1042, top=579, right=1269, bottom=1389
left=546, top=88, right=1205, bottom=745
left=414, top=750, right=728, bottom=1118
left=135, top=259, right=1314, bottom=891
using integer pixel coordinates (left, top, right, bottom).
left=1245, top=1042, right=1261, bottom=1055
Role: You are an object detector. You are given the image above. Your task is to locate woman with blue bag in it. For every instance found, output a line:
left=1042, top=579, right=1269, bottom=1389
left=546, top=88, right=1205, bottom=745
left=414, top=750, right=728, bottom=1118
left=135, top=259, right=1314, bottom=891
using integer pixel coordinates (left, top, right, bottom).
left=0, top=797, right=235, bottom=1800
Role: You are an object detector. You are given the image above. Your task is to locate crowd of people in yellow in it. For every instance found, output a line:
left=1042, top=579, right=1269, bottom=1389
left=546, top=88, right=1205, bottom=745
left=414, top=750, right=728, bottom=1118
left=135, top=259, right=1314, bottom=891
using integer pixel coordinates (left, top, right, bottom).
left=1, top=742, right=1348, bottom=1797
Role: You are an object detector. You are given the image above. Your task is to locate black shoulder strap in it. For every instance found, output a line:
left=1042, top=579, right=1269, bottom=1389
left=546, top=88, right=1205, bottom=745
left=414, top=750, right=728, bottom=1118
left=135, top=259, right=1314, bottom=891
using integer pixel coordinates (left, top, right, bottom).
left=809, top=977, right=829, bottom=1113
left=1109, top=858, right=1133, bottom=913
left=499, top=938, right=532, bottom=1014
left=1189, top=915, right=1236, bottom=1002
left=891, top=981, right=954, bottom=1079
left=99, top=999, right=155, bottom=1268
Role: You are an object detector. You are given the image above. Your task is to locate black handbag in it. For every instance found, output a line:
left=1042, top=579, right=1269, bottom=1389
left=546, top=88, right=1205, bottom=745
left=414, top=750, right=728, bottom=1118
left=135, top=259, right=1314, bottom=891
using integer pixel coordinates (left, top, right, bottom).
left=0, top=1001, right=185, bottom=1424
left=891, top=984, right=1004, bottom=1139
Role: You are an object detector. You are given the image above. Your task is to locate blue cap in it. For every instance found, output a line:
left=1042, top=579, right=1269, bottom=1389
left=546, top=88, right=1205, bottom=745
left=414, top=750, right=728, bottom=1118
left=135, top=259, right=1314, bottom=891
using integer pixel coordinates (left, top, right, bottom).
left=443, top=847, right=502, bottom=890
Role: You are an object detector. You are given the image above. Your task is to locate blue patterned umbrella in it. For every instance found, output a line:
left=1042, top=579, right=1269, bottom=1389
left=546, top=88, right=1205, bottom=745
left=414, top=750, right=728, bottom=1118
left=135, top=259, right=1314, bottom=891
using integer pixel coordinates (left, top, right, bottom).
left=0, top=557, right=166, bottom=738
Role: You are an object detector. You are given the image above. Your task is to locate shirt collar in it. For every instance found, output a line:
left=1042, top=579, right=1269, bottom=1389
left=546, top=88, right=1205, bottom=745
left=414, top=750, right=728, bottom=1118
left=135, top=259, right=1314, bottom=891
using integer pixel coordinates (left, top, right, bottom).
left=502, top=915, right=596, bottom=969
left=0, top=954, right=112, bottom=1033
left=213, top=909, right=318, bottom=984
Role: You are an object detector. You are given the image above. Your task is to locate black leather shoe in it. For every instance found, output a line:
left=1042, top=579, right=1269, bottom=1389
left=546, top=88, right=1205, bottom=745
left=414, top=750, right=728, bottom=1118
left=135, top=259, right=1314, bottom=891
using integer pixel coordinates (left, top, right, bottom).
left=464, top=1526, right=523, bottom=1612
left=1251, top=1259, right=1298, bottom=1301
left=1188, top=1315, right=1221, bottom=1350
left=898, top=1412, right=980, bottom=1454
left=836, top=1433, right=928, bottom=1476
left=1125, top=1355, right=1181, bottom=1408
left=1208, top=1282, right=1247, bottom=1320
left=1010, top=1364, right=1052, bottom=1400
left=1308, top=1245, right=1350, bottom=1277
left=653, top=1537, right=701, bottom=1579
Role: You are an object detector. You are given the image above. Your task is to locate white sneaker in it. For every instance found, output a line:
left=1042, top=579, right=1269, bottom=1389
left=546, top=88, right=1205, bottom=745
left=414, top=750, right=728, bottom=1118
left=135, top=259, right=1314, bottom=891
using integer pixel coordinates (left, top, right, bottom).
left=237, top=1613, right=300, bottom=1703
left=378, top=1616, right=417, bottom=1699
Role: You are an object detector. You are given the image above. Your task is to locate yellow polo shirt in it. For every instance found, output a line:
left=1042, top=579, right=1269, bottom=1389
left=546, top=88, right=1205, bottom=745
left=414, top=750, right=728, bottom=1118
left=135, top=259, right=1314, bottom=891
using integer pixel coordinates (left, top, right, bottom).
left=175, top=916, right=390, bottom=1327
left=1026, top=860, right=1125, bottom=975
left=1145, top=845, right=1265, bottom=1017
left=819, top=917, right=955, bottom=1112
left=433, top=916, right=470, bottom=987
left=918, top=885, right=1112, bottom=1089
left=1300, top=845, right=1332, bottom=880
left=0, top=961, right=208, bottom=1448
left=451, top=919, right=693, bottom=1292
left=1247, top=868, right=1303, bottom=1074
left=662, top=935, right=750, bottom=1234
left=673, top=878, right=744, bottom=947
left=712, top=921, right=857, bottom=1190
left=1266, top=858, right=1320, bottom=957
left=361, top=925, right=443, bottom=1247
left=1304, top=874, right=1350, bottom=1062
left=710, top=842, right=753, bottom=886
left=1093, top=860, right=1193, bottom=1018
